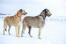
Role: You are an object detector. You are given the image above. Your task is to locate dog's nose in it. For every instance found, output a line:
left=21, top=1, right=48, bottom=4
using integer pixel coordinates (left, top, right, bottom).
left=50, top=13, right=52, bottom=15
left=26, top=12, right=27, bottom=14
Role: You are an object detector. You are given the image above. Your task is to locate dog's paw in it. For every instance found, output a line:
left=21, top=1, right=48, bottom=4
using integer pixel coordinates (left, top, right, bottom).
left=9, top=33, right=11, bottom=35
left=3, top=33, right=5, bottom=35
left=38, top=37, right=42, bottom=40
left=21, top=35, right=24, bottom=37
left=16, top=35, right=20, bottom=37
left=30, top=35, right=33, bottom=38
left=3, top=32, right=5, bottom=35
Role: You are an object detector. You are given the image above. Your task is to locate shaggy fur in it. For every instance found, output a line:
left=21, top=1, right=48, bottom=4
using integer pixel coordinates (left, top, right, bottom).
left=21, top=9, right=52, bottom=39
left=3, top=9, right=27, bottom=37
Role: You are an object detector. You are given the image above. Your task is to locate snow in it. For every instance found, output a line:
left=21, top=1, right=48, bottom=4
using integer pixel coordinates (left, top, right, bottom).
left=0, top=17, right=66, bottom=44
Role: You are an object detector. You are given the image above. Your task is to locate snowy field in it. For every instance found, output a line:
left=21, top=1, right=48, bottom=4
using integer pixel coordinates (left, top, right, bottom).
left=0, top=16, right=66, bottom=44
left=0, top=0, right=66, bottom=44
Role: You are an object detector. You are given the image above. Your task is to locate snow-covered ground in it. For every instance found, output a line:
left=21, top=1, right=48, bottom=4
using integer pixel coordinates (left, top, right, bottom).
left=0, top=16, right=66, bottom=44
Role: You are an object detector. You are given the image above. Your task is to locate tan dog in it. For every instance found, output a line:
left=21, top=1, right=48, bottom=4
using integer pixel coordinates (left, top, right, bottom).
left=21, top=9, right=52, bottom=39
left=3, top=9, right=27, bottom=37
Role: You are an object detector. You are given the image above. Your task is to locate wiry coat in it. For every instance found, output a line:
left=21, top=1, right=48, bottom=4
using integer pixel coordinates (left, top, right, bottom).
left=3, top=9, right=27, bottom=37
left=21, top=9, right=52, bottom=39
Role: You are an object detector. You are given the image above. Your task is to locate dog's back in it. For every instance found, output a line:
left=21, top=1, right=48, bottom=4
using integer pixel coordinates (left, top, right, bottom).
left=23, top=16, right=44, bottom=28
left=4, top=15, right=21, bottom=26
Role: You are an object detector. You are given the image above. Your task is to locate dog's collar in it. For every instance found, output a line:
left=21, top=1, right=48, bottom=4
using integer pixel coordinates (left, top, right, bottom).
left=16, top=14, right=21, bottom=18
left=39, top=14, right=46, bottom=19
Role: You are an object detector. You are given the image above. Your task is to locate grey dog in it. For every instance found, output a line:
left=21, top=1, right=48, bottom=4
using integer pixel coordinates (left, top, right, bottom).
left=21, top=9, right=52, bottom=39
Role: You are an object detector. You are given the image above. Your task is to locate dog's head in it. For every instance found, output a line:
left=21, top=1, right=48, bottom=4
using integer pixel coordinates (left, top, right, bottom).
left=21, top=9, right=27, bottom=15
left=17, top=9, right=27, bottom=15
left=41, top=9, right=52, bottom=17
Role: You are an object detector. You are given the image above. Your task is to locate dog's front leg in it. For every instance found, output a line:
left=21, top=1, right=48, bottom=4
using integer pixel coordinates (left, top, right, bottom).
left=38, top=27, right=42, bottom=39
left=18, top=24, right=20, bottom=36
left=21, top=24, right=26, bottom=37
left=15, top=25, right=19, bottom=37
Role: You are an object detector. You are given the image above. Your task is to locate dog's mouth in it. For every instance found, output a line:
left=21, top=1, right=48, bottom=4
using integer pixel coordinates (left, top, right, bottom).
left=22, top=13, right=27, bottom=15
left=47, top=14, right=52, bottom=17
left=24, top=12, right=27, bottom=15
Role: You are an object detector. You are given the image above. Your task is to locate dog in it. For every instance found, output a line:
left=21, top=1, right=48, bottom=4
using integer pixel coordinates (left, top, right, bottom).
left=21, top=9, right=52, bottom=39
left=3, top=9, right=27, bottom=37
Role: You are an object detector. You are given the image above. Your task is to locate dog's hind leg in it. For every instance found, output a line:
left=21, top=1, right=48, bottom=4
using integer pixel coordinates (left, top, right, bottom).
left=8, top=25, right=11, bottom=35
left=3, top=22, right=7, bottom=35
left=28, top=26, right=32, bottom=37
left=21, top=22, right=26, bottom=37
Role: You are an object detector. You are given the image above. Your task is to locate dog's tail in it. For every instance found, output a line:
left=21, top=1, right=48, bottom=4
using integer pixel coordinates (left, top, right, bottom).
left=3, top=19, right=8, bottom=34
left=3, top=20, right=7, bottom=35
left=4, top=21, right=7, bottom=31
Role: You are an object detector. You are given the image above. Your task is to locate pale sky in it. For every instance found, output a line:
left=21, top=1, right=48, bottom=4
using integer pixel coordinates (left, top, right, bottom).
left=0, top=0, right=66, bottom=16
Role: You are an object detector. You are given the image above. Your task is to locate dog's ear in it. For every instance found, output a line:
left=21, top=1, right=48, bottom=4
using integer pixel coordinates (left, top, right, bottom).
left=43, top=8, right=49, bottom=13
left=19, top=9, right=22, bottom=12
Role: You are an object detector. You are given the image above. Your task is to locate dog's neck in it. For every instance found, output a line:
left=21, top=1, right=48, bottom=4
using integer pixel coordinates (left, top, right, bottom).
left=15, top=14, right=21, bottom=21
left=16, top=14, right=21, bottom=18
left=16, top=12, right=21, bottom=18
left=39, top=14, right=46, bottom=20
